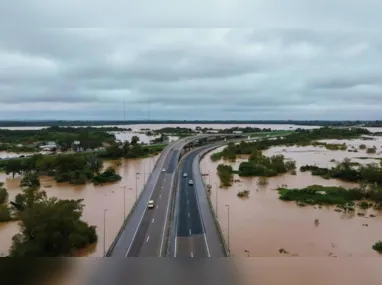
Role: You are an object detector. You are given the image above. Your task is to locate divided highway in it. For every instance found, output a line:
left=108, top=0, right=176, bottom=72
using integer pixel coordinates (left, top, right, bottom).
left=108, top=139, right=184, bottom=257
left=172, top=145, right=227, bottom=258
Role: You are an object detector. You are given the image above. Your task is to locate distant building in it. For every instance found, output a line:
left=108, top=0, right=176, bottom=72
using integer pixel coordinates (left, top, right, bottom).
left=232, top=131, right=243, bottom=134
left=39, top=142, right=57, bottom=151
left=206, top=130, right=219, bottom=134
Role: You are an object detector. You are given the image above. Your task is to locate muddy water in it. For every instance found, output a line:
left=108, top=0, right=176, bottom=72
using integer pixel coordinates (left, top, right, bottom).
left=0, top=155, right=159, bottom=257
left=201, top=143, right=382, bottom=259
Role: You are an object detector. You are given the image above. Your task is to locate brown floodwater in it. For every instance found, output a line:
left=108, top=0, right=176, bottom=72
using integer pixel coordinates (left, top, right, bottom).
left=201, top=140, right=382, bottom=259
left=0, top=155, right=159, bottom=257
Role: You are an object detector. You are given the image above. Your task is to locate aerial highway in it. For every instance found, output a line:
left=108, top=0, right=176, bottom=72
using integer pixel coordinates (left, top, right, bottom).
left=89, top=138, right=239, bottom=285
left=107, top=139, right=185, bottom=257
left=171, top=144, right=227, bottom=258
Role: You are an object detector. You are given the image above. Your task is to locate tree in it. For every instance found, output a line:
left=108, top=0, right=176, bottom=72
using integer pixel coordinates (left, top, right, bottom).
left=9, top=197, right=97, bottom=257
left=13, top=188, right=47, bottom=211
left=20, top=173, right=40, bottom=189
left=0, top=185, right=8, bottom=204
left=131, top=135, right=140, bottom=145
left=5, top=159, right=22, bottom=178
left=0, top=204, right=11, bottom=222
left=87, top=155, right=103, bottom=173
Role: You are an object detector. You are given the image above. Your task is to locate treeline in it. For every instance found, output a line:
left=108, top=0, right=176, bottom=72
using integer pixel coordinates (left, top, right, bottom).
left=211, top=127, right=370, bottom=162
left=0, top=126, right=117, bottom=151
left=0, top=153, right=121, bottom=185
left=300, top=159, right=382, bottom=185
left=98, top=139, right=165, bottom=159
left=2, top=120, right=382, bottom=127
left=0, top=138, right=162, bottom=185
left=8, top=174, right=97, bottom=257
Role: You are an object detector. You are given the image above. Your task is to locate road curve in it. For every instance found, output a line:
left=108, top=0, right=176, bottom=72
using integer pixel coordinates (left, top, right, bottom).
left=172, top=145, right=227, bottom=258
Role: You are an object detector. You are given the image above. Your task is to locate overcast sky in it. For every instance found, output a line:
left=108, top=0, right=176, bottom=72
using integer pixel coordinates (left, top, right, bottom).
left=1, top=0, right=382, bottom=120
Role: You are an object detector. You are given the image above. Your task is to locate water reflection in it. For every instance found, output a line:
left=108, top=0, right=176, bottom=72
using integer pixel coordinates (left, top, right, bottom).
left=0, top=155, right=159, bottom=257
left=201, top=141, right=382, bottom=258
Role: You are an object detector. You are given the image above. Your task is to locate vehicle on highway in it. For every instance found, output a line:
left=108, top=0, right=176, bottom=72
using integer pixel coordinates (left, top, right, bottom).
left=188, top=179, right=194, bottom=186
left=162, top=168, right=166, bottom=172
left=147, top=200, right=155, bottom=209
left=183, top=172, right=187, bottom=178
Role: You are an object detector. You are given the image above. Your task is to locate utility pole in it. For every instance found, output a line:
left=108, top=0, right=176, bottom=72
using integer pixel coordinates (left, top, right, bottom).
left=225, top=204, right=230, bottom=255
left=103, top=209, right=107, bottom=256
left=215, top=183, right=218, bottom=218
left=121, top=186, right=126, bottom=219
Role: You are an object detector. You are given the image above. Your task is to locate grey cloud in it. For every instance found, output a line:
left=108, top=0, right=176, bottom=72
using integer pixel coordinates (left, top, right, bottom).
left=1, top=2, right=382, bottom=120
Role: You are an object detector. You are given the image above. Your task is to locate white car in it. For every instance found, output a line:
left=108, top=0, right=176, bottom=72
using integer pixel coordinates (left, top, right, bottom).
left=188, top=180, right=194, bottom=186
left=148, top=200, right=155, bottom=209
left=183, top=172, right=187, bottom=178
left=162, top=168, right=166, bottom=172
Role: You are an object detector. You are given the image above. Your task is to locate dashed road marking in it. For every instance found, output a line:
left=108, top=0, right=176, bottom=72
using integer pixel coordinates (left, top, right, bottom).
left=146, top=236, right=150, bottom=242
left=152, top=218, right=155, bottom=224
left=191, top=252, right=194, bottom=257
left=189, top=229, right=191, bottom=236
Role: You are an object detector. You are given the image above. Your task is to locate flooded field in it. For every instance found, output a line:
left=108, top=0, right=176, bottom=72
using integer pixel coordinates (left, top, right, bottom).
left=0, top=155, right=159, bottom=257
left=201, top=139, right=382, bottom=258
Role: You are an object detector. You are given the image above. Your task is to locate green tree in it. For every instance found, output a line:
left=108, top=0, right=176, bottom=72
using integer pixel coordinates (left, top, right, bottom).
left=13, top=188, right=47, bottom=211
left=20, top=173, right=40, bottom=189
left=0, top=204, right=11, bottom=222
left=131, top=135, right=140, bottom=145
left=9, top=197, right=97, bottom=257
left=0, top=185, right=8, bottom=204
left=5, top=159, right=22, bottom=178
left=87, top=155, right=103, bottom=173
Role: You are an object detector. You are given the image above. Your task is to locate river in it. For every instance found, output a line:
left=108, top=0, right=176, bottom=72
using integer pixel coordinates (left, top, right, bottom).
left=200, top=137, right=382, bottom=258
left=0, top=155, right=159, bottom=257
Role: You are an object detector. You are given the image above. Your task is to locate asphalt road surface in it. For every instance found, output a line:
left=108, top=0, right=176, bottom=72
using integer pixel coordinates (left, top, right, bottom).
left=174, top=145, right=226, bottom=258
left=108, top=140, right=183, bottom=257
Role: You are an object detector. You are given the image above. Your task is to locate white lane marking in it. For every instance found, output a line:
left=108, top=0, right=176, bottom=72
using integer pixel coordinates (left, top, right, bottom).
left=124, top=146, right=172, bottom=257
left=188, top=213, right=190, bottom=218
left=191, top=252, right=194, bottom=258
left=187, top=200, right=189, bottom=204
left=159, top=194, right=162, bottom=199
left=162, top=186, right=164, bottom=189
left=152, top=218, right=155, bottom=224
left=189, top=229, right=191, bottom=236
left=146, top=236, right=150, bottom=242
left=156, top=205, right=158, bottom=209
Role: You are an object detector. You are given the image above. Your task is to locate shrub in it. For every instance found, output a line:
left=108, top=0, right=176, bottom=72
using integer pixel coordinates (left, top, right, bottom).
left=372, top=241, right=382, bottom=253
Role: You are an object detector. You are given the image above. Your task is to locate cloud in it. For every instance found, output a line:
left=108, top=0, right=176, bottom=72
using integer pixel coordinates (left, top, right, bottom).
left=0, top=1, right=382, bottom=120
